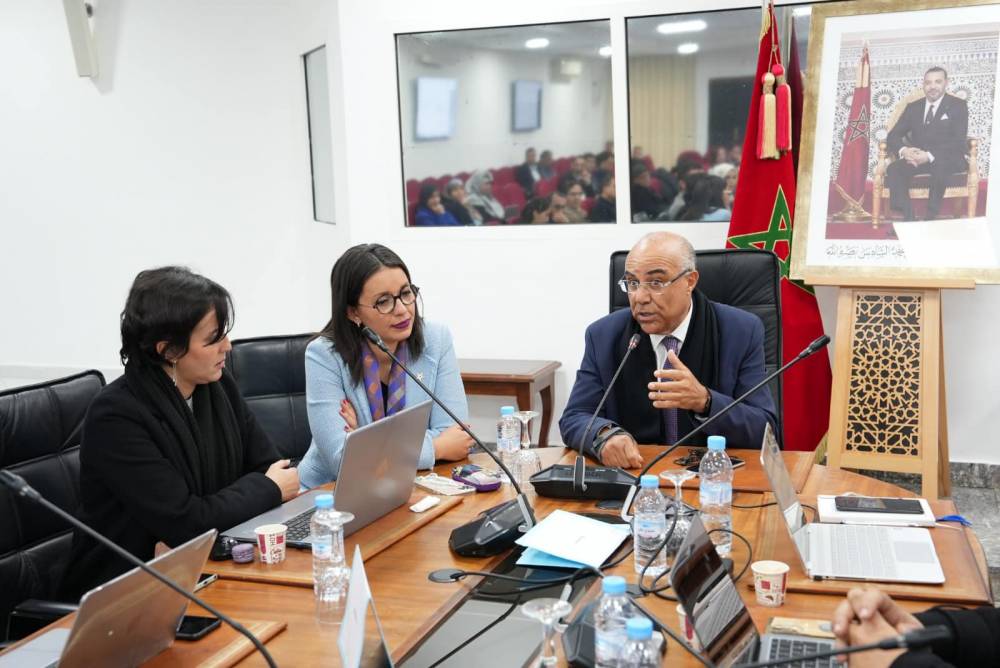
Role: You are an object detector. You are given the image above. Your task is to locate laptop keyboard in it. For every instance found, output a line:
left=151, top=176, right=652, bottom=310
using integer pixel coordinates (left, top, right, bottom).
left=285, top=507, right=316, bottom=543
left=830, top=525, right=898, bottom=579
left=767, top=637, right=841, bottom=668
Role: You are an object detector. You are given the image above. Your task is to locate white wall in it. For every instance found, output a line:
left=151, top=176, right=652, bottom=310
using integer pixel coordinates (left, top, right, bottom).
left=0, top=0, right=348, bottom=385
left=397, top=39, right=612, bottom=180
left=2, top=0, right=998, bottom=466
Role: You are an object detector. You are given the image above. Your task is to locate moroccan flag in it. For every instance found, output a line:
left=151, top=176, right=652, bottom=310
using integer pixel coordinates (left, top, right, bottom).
left=788, top=21, right=804, bottom=174
left=726, top=2, right=832, bottom=452
left=833, top=46, right=871, bottom=213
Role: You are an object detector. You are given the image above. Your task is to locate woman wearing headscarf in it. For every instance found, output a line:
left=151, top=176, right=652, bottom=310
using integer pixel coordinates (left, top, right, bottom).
left=465, top=170, right=506, bottom=224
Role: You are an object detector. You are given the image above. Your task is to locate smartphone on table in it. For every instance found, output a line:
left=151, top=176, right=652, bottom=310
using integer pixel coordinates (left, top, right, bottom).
left=833, top=496, right=924, bottom=514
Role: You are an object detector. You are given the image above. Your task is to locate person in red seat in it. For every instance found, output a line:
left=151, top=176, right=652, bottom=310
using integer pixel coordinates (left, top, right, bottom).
left=465, top=170, right=505, bottom=224
left=519, top=196, right=552, bottom=224
left=414, top=183, right=460, bottom=226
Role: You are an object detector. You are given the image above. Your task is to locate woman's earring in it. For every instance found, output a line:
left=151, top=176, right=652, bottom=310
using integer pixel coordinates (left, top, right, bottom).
left=354, top=319, right=362, bottom=327
left=169, top=361, right=178, bottom=387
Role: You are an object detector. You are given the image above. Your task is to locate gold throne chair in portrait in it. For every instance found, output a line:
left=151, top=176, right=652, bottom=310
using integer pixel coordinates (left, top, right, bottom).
left=871, top=88, right=979, bottom=228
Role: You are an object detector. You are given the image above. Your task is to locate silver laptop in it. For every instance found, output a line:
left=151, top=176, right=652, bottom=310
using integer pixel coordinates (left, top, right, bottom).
left=671, top=515, right=843, bottom=668
left=760, top=423, right=944, bottom=584
left=223, top=400, right=432, bottom=546
left=0, top=530, right=215, bottom=668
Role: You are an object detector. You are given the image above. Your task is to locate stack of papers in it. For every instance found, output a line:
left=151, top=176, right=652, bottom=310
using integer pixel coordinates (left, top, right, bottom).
left=515, top=509, right=631, bottom=570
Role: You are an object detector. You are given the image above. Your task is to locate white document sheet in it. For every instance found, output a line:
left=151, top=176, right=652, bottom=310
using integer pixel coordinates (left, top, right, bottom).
left=515, top=509, right=630, bottom=569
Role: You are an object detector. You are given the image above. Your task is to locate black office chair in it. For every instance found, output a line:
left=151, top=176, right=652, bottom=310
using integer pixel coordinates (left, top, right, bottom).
left=609, top=248, right=783, bottom=444
left=0, top=370, right=105, bottom=642
left=226, top=334, right=313, bottom=460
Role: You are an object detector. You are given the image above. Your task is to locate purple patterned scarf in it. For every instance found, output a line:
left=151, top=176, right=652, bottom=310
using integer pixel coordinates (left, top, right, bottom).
left=361, top=343, right=408, bottom=420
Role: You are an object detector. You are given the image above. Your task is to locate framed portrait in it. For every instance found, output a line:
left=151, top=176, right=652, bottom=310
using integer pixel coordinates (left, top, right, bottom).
left=792, top=0, right=1000, bottom=284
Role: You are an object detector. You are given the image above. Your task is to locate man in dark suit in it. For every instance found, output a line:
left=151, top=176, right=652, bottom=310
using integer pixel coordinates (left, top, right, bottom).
left=559, top=232, right=776, bottom=468
left=515, top=147, right=541, bottom=197
left=885, top=67, right=969, bottom=221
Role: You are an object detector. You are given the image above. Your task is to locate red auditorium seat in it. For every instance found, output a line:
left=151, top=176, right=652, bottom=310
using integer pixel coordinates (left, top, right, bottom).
left=498, top=182, right=526, bottom=210
left=406, top=179, right=420, bottom=202
left=554, top=157, right=572, bottom=177
left=408, top=201, right=418, bottom=227
left=493, top=167, right=516, bottom=187
left=456, top=171, right=470, bottom=183
left=535, top=178, right=557, bottom=198
left=642, top=156, right=655, bottom=172
left=582, top=197, right=594, bottom=214
left=676, top=150, right=707, bottom=168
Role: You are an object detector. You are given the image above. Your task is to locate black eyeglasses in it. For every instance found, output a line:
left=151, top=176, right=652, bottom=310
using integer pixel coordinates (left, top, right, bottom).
left=617, top=269, right=691, bottom=295
left=360, top=285, right=420, bottom=315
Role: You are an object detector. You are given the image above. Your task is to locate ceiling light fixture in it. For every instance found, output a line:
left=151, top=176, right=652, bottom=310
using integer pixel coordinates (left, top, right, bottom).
left=656, top=19, right=707, bottom=35
left=677, top=42, right=699, bottom=55
left=599, top=45, right=612, bottom=57
left=525, top=38, right=550, bottom=49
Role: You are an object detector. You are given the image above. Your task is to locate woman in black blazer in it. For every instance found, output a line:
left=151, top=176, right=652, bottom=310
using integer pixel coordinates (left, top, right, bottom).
left=60, top=266, right=299, bottom=599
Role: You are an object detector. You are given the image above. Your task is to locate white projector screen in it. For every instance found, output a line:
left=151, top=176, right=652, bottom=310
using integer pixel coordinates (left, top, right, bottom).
left=511, top=79, right=542, bottom=131
left=415, top=76, right=457, bottom=140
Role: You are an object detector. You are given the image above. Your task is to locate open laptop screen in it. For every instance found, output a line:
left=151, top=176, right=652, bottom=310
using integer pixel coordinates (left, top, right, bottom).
left=670, top=517, right=758, bottom=668
left=760, top=423, right=812, bottom=562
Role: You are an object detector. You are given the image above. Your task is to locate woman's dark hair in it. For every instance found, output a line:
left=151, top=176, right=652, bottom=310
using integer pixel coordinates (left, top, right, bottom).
left=680, top=174, right=726, bottom=221
left=119, top=266, right=233, bottom=366
left=417, top=183, right=439, bottom=210
left=317, top=244, right=425, bottom=385
left=519, top=195, right=551, bottom=223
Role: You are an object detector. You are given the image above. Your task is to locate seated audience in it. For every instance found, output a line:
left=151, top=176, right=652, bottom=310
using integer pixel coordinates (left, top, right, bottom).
left=298, top=244, right=472, bottom=488
left=583, top=152, right=598, bottom=175
left=538, top=149, right=555, bottom=180
left=592, top=150, right=615, bottom=194
left=589, top=175, right=616, bottom=222
left=630, top=161, right=668, bottom=221
left=708, top=163, right=739, bottom=211
left=515, top=147, right=541, bottom=197
left=662, top=161, right=706, bottom=220
left=549, top=191, right=570, bottom=223
left=679, top=174, right=730, bottom=222
left=465, top=170, right=506, bottom=224
left=60, top=267, right=299, bottom=599
left=559, top=232, right=776, bottom=468
left=708, top=144, right=729, bottom=166
left=560, top=157, right=594, bottom=197
left=560, top=179, right=589, bottom=223
left=730, top=144, right=743, bottom=165
left=414, top=184, right=460, bottom=227
left=520, top=195, right=552, bottom=224
left=442, top=179, right=476, bottom=225
left=833, top=587, right=1000, bottom=667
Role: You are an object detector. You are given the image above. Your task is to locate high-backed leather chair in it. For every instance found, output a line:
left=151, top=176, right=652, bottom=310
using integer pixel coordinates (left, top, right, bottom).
left=226, top=334, right=312, bottom=459
left=609, top=248, right=783, bottom=444
left=0, top=370, right=105, bottom=641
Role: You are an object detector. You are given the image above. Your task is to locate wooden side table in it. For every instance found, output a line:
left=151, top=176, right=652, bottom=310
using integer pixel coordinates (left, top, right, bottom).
left=458, top=359, right=561, bottom=446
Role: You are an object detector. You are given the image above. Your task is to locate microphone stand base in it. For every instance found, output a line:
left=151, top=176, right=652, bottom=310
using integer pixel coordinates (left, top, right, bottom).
left=449, top=496, right=536, bottom=557
left=530, top=465, right=637, bottom=500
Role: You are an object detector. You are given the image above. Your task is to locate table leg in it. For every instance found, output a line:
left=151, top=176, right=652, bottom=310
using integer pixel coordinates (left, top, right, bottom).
left=538, top=384, right=554, bottom=448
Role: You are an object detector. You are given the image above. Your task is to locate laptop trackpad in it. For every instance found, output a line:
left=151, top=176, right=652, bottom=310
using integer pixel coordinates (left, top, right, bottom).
left=0, top=628, right=70, bottom=667
left=894, top=540, right=937, bottom=564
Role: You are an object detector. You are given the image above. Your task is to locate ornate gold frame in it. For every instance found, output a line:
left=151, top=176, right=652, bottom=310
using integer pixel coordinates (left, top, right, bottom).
left=790, top=0, right=1000, bottom=286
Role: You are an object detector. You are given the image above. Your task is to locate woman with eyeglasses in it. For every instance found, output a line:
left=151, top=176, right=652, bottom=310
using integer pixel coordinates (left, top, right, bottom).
left=297, top=244, right=473, bottom=487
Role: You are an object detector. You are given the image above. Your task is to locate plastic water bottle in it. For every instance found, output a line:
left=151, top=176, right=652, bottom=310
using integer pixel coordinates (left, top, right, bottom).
left=594, top=576, right=635, bottom=668
left=617, top=617, right=659, bottom=667
left=311, top=493, right=350, bottom=610
left=699, top=435, right=734, bottom=557
left=496, top=405, right=520, bottom=483
left=633, top=474, right=668, bottom=576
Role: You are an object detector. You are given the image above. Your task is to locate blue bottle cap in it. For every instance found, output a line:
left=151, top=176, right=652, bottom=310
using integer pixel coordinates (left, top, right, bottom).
left=640, top=474, right=659, bottom=489
left=707, top=435, right=726, bottom=451
left=314, top=493, right=334, bottom=509
left=601, top=575, right=626, bottom=595
left=626, top=616, right=653, bottom=639
left=501, top=406, right=515, bottom=416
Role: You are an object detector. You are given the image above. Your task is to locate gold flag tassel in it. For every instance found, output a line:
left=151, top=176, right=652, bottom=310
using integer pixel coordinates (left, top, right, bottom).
left=757, top=71, right=778, bottom=159
left=772, top=64, right=792, bottom=153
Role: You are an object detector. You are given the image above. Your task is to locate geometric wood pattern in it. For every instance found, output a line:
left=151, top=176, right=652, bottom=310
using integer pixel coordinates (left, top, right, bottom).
left=827, top=287, right=950, bottom=499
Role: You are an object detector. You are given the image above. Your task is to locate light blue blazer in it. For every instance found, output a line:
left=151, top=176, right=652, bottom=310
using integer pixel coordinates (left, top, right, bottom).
left=297, top=321, right=469, bottom=488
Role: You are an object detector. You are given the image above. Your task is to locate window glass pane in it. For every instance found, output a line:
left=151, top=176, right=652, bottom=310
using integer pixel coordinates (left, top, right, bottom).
left=396, top=21, right=616, bottom=226
left=304, top=46, right=335, bottom=224
left=626, top=7, right=811, bottom=223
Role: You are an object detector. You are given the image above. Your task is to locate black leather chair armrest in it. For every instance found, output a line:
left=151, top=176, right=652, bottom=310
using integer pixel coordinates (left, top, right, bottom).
left=6, top=599, right=79, bottom=641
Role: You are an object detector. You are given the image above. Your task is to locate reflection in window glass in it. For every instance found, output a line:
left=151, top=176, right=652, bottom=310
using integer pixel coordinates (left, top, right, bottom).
left=396, top=21, right=616, bottom=226
left=626, top=7, right=811, bottom=223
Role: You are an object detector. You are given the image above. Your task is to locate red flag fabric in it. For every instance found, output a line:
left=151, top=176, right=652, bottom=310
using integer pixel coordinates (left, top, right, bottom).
left=726, top=2, right=832, bottom=452
left=788, top=21, right=804, bottom=173
left=834, top=46, right=871, bottom=211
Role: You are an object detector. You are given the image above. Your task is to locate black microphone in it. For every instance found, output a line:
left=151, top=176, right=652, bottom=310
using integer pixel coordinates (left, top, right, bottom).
left=619, top=334, right=831, bottom=520
left=0, top=470, right=278, bottom=668
left=360, top=326, right=535, bottom=556
left=531, top=333, right=642, bottom=500
left=734, top=624, right=951, bottom=668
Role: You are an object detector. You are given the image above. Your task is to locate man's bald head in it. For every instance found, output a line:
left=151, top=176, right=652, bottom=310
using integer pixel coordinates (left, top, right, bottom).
left=623, top=232, right=699, bottom=335
left=630, top=232, right=697, bottom=273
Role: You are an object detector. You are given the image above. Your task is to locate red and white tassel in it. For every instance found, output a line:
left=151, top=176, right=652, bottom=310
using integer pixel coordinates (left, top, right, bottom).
left=772, top=64, right=792, bottom=153
left=757, top=71, right=778, bottom=159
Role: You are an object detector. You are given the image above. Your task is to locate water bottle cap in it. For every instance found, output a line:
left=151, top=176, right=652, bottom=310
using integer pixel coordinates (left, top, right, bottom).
left=640, top=474, right=659, bottom=489
left=707, top=435, right=726, bottom=451
left=500, top=406, right=515, bottom=416
left=314, top=493, right=334, bottom=509
left=601, top=575, right=626, bottom=594
left=626, top=616, right=653, bottom=639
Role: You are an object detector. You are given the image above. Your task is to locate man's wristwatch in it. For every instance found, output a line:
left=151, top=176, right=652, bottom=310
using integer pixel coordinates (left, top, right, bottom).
left=697, top=388, right=712, bottom=417
left=593, top=426, right=629, bottom=460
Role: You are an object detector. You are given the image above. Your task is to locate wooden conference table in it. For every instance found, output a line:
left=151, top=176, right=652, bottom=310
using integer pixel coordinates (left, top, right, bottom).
left=4, top=446, right=992, bottom=666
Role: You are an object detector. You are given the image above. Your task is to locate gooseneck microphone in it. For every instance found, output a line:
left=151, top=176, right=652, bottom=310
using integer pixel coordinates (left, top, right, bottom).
left=619, top=334, right=831, bottom=521
left=531, top=333, right=642, bottom=500
left=735, top=624, right=951, bottom=668
left=360, top=326, right=535, bottom=556
left=0, top=470, right=278, bottom=668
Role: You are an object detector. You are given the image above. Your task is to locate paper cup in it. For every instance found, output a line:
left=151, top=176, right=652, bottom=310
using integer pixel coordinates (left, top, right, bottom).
left=255, top=523, right=288, bottom=565
left=675, top=603, right=701, bottom=651
left=751, top=560, right=790, bottom=607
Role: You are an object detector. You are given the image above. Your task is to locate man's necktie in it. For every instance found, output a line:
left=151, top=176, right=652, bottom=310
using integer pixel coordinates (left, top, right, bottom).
left=661, top=336, right=680, bottom=445
left=925, top=104, right=935, bottom=125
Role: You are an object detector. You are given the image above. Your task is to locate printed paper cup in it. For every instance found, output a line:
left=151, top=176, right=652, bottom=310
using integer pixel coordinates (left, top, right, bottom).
left=751, top=560, right=790, bottom=607
left=675, top=603, right=701, bottom=651
left=254, top=523, right=288, bottom=565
